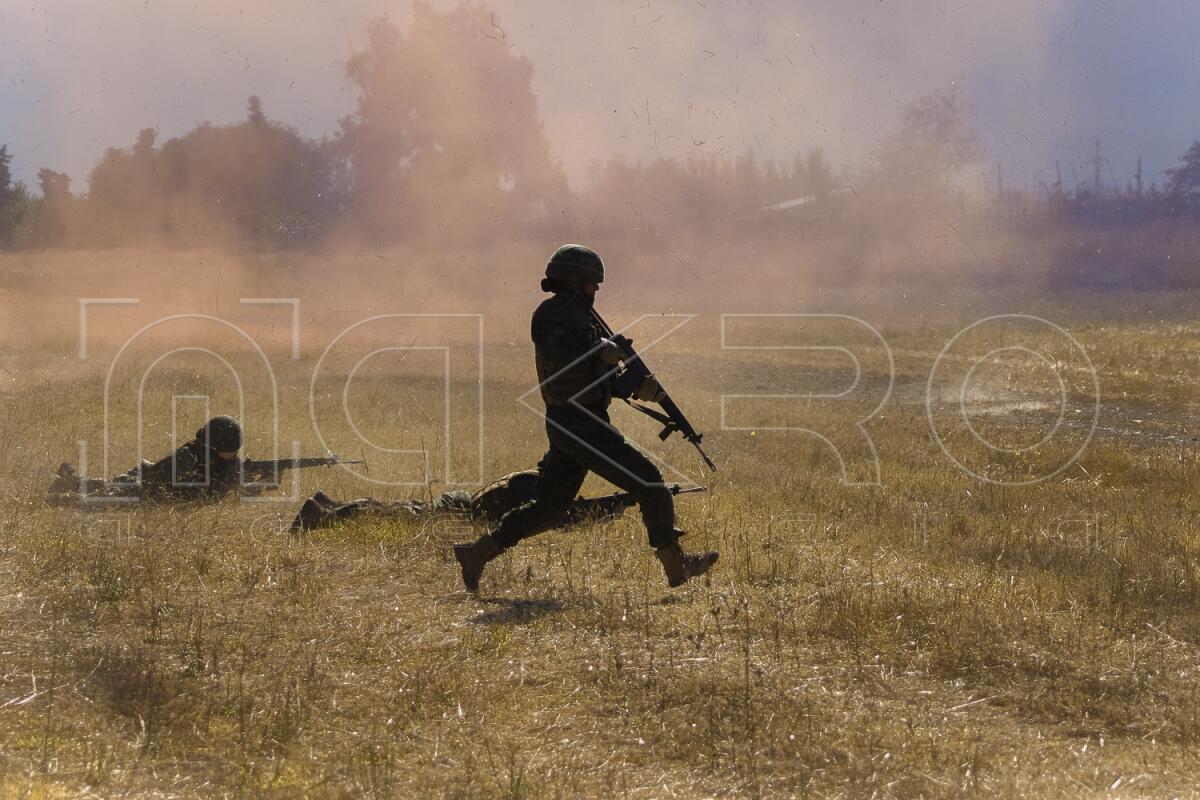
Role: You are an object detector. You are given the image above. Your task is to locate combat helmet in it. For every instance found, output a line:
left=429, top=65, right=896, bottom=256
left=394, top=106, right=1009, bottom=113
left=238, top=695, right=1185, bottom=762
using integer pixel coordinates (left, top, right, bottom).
left=545, top=244, right=604, bottom=285
left=195, top=415, right=243, bottom=452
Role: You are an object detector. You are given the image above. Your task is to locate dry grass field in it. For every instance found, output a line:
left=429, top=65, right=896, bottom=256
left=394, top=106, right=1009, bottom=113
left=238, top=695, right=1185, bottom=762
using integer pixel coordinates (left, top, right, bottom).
left=1, top=255, right=1199, bottom=798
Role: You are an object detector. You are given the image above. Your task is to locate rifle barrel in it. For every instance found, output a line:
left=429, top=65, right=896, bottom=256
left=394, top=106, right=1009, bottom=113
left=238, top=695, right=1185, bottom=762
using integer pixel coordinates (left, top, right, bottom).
left=243, top=457, right=364, bottom=471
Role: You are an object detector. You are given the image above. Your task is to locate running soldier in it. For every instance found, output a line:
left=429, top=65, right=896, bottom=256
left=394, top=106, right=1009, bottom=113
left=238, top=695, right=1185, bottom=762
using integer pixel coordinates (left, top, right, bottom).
left=452, top=244, right=718, bottom=591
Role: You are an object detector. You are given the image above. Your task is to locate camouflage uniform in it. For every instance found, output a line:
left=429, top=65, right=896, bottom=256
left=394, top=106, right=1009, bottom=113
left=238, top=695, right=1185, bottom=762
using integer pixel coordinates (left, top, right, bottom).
left=290, top=470, right=632, bottom=533
left=47, top=416, right=245, bottom=505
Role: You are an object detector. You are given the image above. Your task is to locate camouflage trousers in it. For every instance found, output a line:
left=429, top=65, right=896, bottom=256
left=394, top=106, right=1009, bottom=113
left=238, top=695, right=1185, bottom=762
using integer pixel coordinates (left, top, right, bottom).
left=492, top=404, right=676, bottom=550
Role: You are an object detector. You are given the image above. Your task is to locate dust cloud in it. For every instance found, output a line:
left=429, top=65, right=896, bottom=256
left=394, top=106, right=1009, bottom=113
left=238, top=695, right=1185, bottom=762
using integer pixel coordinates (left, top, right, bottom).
left=3, top=0, right=1197, bottom=344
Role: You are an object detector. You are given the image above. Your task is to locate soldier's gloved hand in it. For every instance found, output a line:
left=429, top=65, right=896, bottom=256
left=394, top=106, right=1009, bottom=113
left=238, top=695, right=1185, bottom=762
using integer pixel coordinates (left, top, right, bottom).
left=597, top=338, right=624, bottom=366
left=634, top=375, right=666, bottom=403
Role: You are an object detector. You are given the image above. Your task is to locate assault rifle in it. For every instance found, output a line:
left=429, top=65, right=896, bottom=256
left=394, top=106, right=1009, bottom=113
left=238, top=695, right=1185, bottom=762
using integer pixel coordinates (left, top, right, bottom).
left=242, top=456, right=365, bottom=483
left=567, top=484, right=707, bottom=523
left=590, top=308, right=717, bottom=471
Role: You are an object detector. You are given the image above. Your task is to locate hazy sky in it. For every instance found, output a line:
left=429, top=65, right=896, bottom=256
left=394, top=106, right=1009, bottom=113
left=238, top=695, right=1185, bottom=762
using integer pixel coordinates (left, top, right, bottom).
left=3, top=0, right=1199, bottom=194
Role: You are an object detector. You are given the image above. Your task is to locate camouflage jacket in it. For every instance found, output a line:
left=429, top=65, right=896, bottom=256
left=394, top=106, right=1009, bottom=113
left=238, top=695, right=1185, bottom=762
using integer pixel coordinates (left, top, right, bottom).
left=531, top=291, right=613, bottom=411
left=133, top=440, right=241, bottom=500
left=46, top=441, right=241, bottom=506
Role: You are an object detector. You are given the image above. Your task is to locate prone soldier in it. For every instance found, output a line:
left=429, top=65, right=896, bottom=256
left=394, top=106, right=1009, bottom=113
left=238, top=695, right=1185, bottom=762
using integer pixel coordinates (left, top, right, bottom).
left=48, top=415, right=248, bottom=504
left=46, top=416, right=355, bottom=505
left=289, top=469, right=706, bottom=532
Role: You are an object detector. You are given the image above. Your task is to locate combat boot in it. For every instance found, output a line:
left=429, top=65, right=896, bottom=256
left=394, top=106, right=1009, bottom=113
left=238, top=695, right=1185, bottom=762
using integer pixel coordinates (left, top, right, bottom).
left=310, top=491, right=338, bottom=509
left=453, top=533, right=503, bottom=593
left=655, top=542, right=719, bottom=588
left=290, top=497, right=334, bottom=533
left=47, top=462, right=78, bottom=494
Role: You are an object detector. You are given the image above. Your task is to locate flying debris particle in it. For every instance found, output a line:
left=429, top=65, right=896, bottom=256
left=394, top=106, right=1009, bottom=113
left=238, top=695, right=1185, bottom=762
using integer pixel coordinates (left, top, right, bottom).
left=938, top=213, right=982, bottom=264
left=673, top=253, right=699, bottom=279
left=480, top=12, right=507, bottom=43
left=843, top=168, right=859, bottom=197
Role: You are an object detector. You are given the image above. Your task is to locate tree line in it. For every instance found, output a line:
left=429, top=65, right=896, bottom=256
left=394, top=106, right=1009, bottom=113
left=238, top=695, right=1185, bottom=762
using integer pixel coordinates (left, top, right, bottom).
left=4, top=0, right=1200, bottom=273
left=0, top=3, right=979, bottom=252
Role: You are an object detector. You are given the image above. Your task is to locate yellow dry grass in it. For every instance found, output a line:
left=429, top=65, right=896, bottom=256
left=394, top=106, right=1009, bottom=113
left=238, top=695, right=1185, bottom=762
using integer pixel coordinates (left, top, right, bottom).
left=1, top=255, right=1199, bottom=798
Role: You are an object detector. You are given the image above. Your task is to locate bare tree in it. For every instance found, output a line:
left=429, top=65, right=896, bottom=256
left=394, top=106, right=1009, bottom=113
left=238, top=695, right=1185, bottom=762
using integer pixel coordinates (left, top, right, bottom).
left=1164, top=140, right=1200, bottom=208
